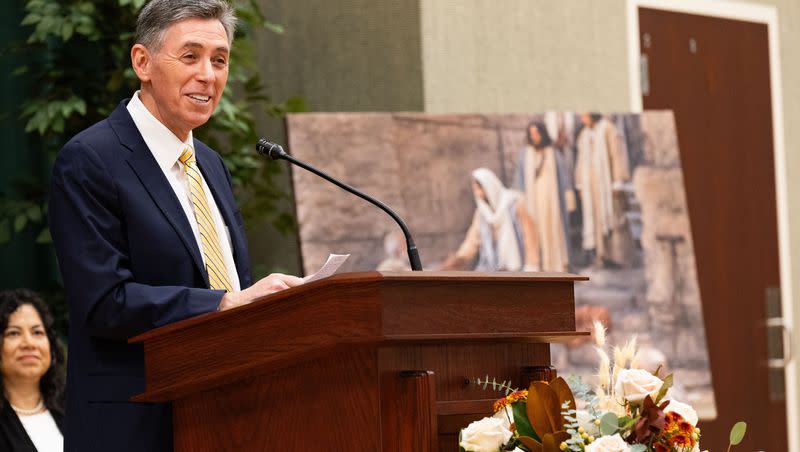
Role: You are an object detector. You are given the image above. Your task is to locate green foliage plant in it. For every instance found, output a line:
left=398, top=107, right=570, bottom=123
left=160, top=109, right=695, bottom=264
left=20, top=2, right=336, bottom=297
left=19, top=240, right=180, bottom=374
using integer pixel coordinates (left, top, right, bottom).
left=1, top=0, right=305, bottom=247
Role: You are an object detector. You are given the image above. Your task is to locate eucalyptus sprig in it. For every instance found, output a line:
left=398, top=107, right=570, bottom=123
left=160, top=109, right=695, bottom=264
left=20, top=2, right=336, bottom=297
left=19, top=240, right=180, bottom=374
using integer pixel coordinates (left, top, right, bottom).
left=472, top=375, right=519, bottom=396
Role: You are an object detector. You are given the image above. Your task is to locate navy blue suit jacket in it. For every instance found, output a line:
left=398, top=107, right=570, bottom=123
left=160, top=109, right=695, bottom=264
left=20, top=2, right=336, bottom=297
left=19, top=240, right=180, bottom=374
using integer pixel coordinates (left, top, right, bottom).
left=49, top=100, right=253, bottom=451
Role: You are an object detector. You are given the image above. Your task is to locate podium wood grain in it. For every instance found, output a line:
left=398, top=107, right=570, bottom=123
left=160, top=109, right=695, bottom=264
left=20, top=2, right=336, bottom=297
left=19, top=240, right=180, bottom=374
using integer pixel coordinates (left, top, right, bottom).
left=131, top=272, right=588, bottom=451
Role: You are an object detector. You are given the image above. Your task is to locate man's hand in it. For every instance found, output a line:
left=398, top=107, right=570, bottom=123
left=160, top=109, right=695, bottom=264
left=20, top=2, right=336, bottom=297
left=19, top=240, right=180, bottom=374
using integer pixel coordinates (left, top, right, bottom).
left=218, top=273, right=304, bottom=311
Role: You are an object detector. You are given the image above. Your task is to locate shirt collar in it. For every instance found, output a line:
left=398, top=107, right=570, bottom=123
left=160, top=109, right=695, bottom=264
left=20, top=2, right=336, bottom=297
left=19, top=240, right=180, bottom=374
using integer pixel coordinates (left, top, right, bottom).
left=126, top=91, right=194, bottom=172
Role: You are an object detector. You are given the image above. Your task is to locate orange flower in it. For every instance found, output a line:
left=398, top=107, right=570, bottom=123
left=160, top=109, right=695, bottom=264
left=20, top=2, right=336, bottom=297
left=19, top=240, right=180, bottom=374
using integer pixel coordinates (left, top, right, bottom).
left=679, top=421, right=694, bottom=435
left=666, top=412, right=684, bottom=424
left=654, top=409, right=700, bottom=451
left=671, top=434, right=693, bottom=448
left=492, top=390, right=528, bottom=413
left=653, top=442, right=669, bottom=452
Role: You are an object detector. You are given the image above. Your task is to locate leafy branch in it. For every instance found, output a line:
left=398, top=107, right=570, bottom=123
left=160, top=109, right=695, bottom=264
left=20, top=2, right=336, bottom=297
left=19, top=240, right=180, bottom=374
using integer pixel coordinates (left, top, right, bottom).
left=2, top=0, right=305, bottom=246
left=472, top=375, right=519, bottom=395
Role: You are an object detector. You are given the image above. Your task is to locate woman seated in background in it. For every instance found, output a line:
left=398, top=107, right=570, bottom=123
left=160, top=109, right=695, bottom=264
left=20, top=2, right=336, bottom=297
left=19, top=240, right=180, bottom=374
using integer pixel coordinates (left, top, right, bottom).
left=0, top=289, right=65, bottom=452
left=440, top=167, right=540, bottom=271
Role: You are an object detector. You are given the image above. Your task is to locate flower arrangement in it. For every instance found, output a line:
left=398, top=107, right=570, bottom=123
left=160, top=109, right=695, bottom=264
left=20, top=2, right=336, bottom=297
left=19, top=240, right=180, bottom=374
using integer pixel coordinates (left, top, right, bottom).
left=458, top=322, right=746, bottom=452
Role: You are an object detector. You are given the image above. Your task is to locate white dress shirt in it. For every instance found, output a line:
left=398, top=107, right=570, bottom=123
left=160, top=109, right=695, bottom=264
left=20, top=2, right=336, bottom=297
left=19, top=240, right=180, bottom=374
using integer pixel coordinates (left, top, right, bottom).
left=127, top=92, right=241, bottom=291
left=19, top=410, right=63, bottom=452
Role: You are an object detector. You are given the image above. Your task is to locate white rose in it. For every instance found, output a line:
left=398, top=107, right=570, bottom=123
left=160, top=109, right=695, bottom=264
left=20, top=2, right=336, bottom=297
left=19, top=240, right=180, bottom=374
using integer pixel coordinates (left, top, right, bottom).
left=614, top=368, right=664, bottom=404
left=664, top=399, right=699, bottom=426
left=459, top=417, right=513, bottom=452
left=585, top=433, right=630, bottom=452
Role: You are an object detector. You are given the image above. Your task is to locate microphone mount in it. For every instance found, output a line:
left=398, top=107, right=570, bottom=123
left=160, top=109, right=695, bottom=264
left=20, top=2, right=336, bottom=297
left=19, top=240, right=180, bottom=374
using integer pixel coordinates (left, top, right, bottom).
left=256, top=138, right=423, bottom=271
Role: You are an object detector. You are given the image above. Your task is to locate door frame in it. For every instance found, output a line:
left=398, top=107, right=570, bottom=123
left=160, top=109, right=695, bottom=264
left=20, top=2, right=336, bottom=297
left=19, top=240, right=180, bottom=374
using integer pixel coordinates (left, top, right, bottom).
left=625, top=1, right=796, bottom=451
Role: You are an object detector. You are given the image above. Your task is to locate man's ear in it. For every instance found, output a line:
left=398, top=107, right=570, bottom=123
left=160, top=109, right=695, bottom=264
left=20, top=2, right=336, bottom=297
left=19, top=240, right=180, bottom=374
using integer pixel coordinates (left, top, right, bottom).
left=131, top=44, right=152, bottom=82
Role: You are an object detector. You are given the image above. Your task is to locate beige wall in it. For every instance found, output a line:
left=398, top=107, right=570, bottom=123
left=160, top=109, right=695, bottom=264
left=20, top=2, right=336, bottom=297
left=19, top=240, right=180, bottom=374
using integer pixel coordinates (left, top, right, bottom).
left=256, top=0, right=424, bottom=114
left=255, top=0, right=800, bottom=438
left=420, top=0, right=631, bottom=113
left=252, top=0, right=424, bottom=275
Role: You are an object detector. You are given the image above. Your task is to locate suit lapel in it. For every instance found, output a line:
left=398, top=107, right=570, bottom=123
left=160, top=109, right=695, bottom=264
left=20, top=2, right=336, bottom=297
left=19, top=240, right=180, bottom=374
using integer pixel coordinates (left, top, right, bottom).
left=107, top=101, right=209, bottom=287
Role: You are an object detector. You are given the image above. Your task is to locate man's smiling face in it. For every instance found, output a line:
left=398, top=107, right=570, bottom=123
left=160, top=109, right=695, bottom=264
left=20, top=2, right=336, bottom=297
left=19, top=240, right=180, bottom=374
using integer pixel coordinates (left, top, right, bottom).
left=134, top=18, right=230, bottom=140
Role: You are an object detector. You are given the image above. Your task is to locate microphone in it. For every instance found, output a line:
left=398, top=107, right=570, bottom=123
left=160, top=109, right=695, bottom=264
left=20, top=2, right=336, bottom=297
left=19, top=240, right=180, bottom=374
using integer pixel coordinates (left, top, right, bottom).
left=256, top=138, right=423, bottom=271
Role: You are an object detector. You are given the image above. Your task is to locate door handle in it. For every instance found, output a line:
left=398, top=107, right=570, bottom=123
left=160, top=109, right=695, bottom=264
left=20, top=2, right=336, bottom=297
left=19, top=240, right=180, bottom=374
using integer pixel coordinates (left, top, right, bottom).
left=766, top=317, right=793, bottom=368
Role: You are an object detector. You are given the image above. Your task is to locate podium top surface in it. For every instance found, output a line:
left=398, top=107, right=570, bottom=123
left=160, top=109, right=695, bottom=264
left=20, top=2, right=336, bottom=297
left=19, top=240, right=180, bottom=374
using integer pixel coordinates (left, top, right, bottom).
left=330, top=271, right=588, bottom=282
left=129, top=271, right=588, bottom=402
left=131, top=271, right=587, bottom=344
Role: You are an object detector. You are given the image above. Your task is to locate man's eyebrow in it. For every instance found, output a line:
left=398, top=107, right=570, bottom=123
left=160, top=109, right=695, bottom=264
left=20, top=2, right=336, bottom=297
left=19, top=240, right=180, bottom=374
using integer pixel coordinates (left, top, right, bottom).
left=182, top=42, right=229, bottom=53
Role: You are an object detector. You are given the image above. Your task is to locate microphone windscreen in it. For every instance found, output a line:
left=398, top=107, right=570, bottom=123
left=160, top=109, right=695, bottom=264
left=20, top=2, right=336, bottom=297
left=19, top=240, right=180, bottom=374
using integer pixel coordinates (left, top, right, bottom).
left=256, top=138, right=285, bottom=160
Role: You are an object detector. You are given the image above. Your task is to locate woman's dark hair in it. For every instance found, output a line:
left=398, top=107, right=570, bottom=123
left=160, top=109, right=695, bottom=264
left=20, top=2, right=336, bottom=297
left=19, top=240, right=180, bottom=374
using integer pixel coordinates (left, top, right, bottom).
left=0, top=289, right=65, bottom=414
left=589, top=112, right=603, bottom=123
left=527, top=121, right=553, bottom=149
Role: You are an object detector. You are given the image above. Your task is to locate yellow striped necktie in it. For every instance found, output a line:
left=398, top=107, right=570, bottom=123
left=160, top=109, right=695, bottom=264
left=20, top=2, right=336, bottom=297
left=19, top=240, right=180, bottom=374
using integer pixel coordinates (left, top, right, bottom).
left=178, top=144, right=234, bottom=292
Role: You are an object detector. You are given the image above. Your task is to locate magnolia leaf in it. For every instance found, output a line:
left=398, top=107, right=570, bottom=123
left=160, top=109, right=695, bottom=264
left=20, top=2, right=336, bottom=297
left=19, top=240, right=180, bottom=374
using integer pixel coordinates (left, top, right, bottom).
left=517, top=436, right=543, bottom=452
left=729, top=421, right=747, bottom=445
left=528, top=381, right=562, bottom=434
left=599, top=412, right=619, bottom=436
left=655, top=373, right=674, bottom=403
left=551, top=377, right=576, bottom=413
left=542, top=431, right=570, bottom=452
left=512, top=401, right=540, bottom=442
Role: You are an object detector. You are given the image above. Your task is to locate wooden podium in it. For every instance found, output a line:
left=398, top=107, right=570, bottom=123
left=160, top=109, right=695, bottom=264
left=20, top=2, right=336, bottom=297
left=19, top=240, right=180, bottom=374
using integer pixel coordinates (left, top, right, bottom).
left=130, top=271, right=587, bottom=451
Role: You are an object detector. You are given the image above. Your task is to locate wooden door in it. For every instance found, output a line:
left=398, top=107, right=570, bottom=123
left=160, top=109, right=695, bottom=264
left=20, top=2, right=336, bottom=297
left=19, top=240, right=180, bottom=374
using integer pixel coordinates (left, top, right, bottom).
left=639, top=8, right=786, bottom=451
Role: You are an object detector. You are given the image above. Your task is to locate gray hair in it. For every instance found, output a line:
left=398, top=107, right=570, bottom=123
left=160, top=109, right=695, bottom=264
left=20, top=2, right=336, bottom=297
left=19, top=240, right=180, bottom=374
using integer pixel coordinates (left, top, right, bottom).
left=135, top=0, right=237, bottom=50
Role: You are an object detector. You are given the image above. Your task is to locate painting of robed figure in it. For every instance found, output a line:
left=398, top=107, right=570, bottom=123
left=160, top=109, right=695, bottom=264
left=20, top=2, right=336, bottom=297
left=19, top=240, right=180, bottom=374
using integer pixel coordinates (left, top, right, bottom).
left=286, top=111, right=717, bottom=418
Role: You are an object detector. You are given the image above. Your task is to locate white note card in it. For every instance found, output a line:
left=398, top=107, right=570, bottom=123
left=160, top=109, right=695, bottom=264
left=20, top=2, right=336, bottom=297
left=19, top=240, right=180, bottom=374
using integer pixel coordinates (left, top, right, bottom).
left=302, top=254, right=350, bottom=283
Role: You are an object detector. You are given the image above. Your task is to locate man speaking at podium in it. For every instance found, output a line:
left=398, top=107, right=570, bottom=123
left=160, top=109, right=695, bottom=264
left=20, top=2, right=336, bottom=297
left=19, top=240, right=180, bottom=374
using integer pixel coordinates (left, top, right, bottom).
left=48, top=0, right=302, bottom=450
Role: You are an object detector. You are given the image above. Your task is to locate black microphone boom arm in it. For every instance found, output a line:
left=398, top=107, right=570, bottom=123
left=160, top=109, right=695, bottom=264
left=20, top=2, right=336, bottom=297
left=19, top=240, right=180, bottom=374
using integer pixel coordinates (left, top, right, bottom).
left=256, top=138, right=422, bottom=271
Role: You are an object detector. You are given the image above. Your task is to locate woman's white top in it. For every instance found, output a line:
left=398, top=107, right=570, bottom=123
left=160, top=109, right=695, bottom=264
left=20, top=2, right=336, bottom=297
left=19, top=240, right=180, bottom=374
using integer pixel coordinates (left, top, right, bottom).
left=18, top=410, right=63, bottom=452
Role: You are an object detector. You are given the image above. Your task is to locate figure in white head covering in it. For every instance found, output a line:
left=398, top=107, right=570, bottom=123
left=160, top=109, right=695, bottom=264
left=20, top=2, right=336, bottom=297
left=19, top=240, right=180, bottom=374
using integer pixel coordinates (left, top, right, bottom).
left=441, top=168, right=540, bottom=271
